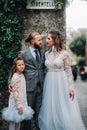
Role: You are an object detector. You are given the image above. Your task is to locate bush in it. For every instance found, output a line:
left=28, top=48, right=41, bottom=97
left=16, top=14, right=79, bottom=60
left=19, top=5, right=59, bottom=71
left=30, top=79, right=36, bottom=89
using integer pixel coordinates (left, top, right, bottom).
left=0, top=0, right=27, bottom=87
left=77, top=56, right=85, bottom=66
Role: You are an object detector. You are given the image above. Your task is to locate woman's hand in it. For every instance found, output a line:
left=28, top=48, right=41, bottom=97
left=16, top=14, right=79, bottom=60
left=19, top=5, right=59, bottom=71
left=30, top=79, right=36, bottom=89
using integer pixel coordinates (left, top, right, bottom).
left=18, top=107, right=23, bottom=115
left=69, top=89, right=75, bottom=100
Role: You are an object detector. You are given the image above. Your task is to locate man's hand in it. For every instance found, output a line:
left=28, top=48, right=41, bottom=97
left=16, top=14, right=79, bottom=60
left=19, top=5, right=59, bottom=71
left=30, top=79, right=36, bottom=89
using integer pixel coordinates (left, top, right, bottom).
left=69, top=89, right=75, bottom=100
left=8, top=84, right=13, bottom=93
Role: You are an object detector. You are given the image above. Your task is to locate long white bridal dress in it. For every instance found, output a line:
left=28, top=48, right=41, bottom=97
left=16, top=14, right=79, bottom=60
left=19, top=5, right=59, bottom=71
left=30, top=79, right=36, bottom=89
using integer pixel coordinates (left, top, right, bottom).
left=38, top=50, right=86, bottom=130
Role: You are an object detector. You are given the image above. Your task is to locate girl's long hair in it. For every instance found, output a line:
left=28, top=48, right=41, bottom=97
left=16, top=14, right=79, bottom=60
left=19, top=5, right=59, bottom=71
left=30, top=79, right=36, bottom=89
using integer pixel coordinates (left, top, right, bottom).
left=10, top=56, right=24, bottom=78
left=49, top=30, right=62, bottom=51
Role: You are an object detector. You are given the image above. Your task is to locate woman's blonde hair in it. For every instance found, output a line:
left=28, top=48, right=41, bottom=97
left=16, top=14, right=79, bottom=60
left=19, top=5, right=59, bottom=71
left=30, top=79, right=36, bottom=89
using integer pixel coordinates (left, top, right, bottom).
left=49, top=30, right=62, bottom=51
left=10, top=56, right=24, bottom=78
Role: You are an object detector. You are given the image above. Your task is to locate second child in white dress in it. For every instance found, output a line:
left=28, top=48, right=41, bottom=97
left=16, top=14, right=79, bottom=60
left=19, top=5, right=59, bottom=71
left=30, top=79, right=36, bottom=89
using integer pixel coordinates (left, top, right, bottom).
left=2, top=57, right=34, bottom=130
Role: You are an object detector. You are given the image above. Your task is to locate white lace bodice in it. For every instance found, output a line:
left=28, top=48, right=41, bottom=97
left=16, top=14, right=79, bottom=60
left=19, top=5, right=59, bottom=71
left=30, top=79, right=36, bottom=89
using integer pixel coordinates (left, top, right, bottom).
left=45, top=50, right=74, bottom=89
left=9, top=73, right=28, bottom=108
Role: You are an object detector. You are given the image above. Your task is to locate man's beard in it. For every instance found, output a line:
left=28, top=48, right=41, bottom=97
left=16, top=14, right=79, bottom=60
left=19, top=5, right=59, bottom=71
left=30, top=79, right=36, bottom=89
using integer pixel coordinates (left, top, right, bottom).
left=34, top=44, right=41, bottom=50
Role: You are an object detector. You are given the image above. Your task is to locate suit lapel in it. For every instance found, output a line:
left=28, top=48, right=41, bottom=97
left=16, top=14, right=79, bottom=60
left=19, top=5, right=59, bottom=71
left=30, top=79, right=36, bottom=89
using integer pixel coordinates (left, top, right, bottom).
left=26, top=47, right=44, bottom=68
left=26, top=47, right=38, bottom=66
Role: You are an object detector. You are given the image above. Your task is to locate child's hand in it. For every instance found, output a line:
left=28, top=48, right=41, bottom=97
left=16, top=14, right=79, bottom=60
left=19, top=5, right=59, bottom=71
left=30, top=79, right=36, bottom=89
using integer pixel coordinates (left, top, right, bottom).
left=18, top=107, right=23, bottom=115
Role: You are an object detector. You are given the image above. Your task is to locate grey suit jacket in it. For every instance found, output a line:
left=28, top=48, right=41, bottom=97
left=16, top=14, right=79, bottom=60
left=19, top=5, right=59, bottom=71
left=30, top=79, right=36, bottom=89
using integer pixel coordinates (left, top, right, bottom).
left=19, top=47, right=45, bottom=92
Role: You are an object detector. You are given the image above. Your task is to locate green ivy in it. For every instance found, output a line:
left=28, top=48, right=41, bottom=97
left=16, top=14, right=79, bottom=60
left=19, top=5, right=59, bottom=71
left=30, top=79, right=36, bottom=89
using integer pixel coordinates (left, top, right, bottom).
left=55, top=0, right=73, bottom=8
left=0, top=0, right=27, bottom=87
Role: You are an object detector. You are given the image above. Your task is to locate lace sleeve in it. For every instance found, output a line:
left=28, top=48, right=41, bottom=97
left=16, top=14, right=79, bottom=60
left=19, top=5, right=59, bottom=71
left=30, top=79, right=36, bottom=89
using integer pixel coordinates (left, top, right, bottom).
left=11, top=75, right=22, bottom=108
left=63, top=51, right=74, bottom=90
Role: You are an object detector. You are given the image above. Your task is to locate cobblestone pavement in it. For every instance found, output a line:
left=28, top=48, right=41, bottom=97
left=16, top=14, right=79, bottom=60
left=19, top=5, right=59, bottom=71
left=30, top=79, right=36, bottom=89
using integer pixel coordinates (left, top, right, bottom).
left=74, top=76, right=87, bottom=129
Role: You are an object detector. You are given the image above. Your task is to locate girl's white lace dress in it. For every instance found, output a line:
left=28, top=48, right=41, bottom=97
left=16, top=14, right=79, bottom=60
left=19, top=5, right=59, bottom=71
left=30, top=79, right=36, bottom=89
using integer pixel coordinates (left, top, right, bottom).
left=38, top=50, right=86, bottom=130
left=2, top=73, right=34, bottom=123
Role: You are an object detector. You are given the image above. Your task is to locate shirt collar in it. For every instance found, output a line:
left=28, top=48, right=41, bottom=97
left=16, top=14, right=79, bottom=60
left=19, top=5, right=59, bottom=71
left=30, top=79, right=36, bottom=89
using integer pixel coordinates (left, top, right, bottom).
left=29, top=46, right=35, bottom=52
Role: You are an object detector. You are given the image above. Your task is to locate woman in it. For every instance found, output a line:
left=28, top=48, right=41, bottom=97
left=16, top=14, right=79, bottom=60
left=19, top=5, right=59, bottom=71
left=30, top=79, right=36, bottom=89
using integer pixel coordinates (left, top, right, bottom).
left=38, top=31, right=86, bottom=130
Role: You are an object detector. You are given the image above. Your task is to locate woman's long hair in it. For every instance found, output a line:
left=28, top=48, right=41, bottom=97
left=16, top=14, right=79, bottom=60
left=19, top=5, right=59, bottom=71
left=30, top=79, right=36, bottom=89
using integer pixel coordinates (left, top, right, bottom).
left=49, top=30, right=62, bottom=51
left=10, top=56, right=24, bottom=78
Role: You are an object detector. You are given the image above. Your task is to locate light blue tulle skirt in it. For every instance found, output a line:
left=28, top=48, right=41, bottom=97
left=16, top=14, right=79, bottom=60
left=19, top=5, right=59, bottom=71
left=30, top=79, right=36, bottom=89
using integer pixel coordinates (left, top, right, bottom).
left=38, top=71, right=86, bottom=130
left=2, top=106, right=34, bottom=123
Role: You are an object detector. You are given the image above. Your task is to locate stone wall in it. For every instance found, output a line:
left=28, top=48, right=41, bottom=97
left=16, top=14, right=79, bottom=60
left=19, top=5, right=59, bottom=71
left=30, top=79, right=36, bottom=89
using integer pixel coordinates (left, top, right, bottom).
left=22, top=8, right=66, bottom=49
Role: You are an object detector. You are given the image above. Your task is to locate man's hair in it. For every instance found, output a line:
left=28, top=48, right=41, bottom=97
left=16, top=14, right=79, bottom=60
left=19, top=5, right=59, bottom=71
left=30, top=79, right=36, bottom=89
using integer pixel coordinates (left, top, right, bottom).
left=25, top=32, right=40, bottom=43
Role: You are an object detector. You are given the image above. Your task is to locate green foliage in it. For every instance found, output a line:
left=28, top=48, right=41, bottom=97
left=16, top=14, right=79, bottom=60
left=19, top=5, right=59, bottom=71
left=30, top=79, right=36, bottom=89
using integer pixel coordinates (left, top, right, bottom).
left=69, top=34, right=86, bottom=66
left=55, top=0, right=73, bottom=7
left=77, top=56, right=85, bottom=66
left=0, top=0, right=27, bottom=87
left=69, top=34, right=86, bottom=56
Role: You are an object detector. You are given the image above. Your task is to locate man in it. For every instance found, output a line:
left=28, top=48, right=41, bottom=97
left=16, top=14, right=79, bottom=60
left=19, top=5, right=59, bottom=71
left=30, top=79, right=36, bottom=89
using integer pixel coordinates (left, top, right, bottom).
left=19, top=32, right=45, bottom=130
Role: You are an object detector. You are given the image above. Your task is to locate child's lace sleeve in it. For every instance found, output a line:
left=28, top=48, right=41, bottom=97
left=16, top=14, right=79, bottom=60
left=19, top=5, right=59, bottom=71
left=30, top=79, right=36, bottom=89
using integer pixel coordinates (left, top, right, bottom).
left=63, top=51, right=74, bottom=90
left=11, top=76, right=22, bottom=108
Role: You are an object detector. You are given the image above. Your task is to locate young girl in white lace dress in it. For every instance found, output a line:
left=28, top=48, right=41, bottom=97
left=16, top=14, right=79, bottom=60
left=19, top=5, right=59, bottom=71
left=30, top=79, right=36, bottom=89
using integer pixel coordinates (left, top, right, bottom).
left=2, top=57, right=34, bottom=130
left=38, top=31, right=86, bottom=130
